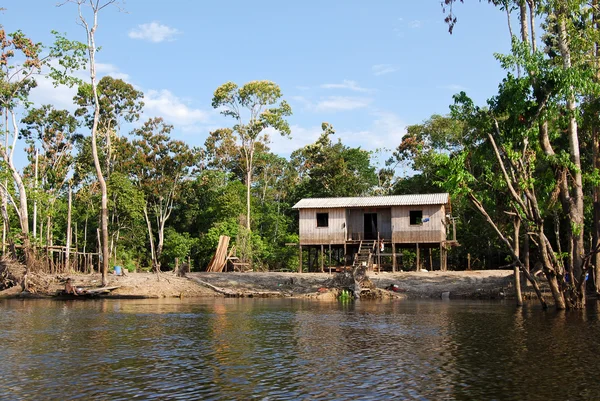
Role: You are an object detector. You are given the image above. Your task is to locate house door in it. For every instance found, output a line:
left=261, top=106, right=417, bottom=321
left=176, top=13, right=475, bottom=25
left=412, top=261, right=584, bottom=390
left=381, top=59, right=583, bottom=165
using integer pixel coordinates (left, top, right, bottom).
left=364, top=213, right=377, bottom=240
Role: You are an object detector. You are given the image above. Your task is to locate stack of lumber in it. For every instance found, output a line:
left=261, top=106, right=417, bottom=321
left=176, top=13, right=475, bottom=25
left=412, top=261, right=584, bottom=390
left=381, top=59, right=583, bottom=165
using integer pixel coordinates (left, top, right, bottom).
left=206, top=236, right=230, bottom=272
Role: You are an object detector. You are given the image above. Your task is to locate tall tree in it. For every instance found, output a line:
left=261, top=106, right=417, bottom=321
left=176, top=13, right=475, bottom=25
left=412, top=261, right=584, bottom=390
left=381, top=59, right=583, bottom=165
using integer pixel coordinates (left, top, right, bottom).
left=0, top=27, right=84, bottom=267
left=60, top=0, right=119, bottom=286
left=74, top=75, right=143, bottom=176
left=128, top=118, right=201, bottom=272
left=209, top=80, right=292, bottom=230
left=436, top=0, right=600, bottom=309
left=20, top=105, right=80, bottom=252
left=291, top=123, right=378, bottom=199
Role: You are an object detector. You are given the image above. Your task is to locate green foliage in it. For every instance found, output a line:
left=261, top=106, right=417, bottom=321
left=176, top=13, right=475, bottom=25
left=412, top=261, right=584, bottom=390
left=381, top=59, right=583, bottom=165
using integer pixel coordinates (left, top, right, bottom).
left=290, top=122, right=377, bottom=199
left=162, top=227, right=199, bottom=267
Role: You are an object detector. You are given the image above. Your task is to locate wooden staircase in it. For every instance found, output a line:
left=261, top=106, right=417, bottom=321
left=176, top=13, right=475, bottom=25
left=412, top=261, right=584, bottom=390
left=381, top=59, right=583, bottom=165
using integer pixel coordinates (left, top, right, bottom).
left=353, top=240, right=376, bottom=270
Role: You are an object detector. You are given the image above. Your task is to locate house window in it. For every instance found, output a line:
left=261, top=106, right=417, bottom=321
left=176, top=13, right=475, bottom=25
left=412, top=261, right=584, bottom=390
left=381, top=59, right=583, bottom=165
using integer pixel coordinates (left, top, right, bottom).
left=316, top=212, right=329, bottom=228
left=410, top=210, right=423, bottom=225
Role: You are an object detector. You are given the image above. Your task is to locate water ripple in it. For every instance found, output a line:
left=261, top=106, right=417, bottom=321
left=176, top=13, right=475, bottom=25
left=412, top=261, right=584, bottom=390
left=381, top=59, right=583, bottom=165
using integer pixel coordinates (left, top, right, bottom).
left=1, top=299, right=600, bottom=400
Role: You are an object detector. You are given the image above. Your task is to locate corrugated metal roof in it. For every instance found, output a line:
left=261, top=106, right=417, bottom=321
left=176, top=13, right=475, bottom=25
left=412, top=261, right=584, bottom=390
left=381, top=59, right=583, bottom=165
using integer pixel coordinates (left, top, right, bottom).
left=292, top=193, right=450, bottom=209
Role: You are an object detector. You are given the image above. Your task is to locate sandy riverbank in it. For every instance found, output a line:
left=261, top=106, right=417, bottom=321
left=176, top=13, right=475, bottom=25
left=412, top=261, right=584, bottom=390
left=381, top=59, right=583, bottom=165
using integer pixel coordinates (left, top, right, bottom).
left=0, top=258, right=518, bottom=300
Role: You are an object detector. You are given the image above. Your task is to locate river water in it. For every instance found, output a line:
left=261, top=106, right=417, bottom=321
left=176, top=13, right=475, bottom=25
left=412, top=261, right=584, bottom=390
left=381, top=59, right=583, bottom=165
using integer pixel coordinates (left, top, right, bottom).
left=1, top=298, right=600, bottom=400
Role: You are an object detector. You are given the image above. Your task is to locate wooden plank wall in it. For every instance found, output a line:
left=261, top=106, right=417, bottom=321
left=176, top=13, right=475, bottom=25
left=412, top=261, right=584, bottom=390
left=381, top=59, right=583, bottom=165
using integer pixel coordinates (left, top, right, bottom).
left=346, top=208, right=392, bottom=240
left=298, top=208, right=346, bottom=245
left=391, top=204, right=446, bottom=244
left=378, top=208, right=392, bottom=238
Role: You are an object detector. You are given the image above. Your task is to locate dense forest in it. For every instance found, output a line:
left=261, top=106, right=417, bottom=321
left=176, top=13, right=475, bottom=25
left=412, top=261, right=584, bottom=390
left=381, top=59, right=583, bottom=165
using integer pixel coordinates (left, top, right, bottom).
left=2, top=1, right=600, bottom=309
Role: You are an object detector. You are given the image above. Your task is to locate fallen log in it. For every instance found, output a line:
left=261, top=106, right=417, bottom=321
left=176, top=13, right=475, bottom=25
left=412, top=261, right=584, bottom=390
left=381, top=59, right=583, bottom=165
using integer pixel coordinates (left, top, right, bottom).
left=192, top=278, right=283, bottom=298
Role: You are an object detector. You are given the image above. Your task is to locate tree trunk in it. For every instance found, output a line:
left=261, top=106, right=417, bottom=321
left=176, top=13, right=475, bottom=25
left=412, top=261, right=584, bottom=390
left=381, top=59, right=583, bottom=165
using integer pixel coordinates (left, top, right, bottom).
left=246, top=169, right=251, bottom=230
left=156, top=216, right=166, bottom=273
left=557, top=15, right=586, bottom=306
left=514, top=218, right=523, bottom=306
left=143, top=204, right=158, bottom=272
left=33, top=149, right=38, bottom=241
left=519, top=1, right=529, bottom=44
left=66, top=184, right=72, bottom=272
left=593, top=0, right=600, bottom=295
left=82, top=6, right=110, bottom=287
left=467, top=193, right=547, bottom=308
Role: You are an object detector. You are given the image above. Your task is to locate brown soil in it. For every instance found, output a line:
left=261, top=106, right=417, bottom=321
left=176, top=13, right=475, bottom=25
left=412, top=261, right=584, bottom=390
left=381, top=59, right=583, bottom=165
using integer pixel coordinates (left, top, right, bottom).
left=188, top=270, right=517, bottom=300
left=1, top=257, right=517, bottom=300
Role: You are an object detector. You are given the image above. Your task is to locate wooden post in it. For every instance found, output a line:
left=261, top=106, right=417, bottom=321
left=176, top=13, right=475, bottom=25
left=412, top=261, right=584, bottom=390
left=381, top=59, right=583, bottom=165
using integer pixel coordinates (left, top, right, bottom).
left=416, top=243, right=420, bottom=271
left=468, top=253, right=471, bottom=270
left=343, top=242, right=347, bottom=271
left=429, top=248, right=433, bottom=271
left=377, top=232, right=381, bottom=272
left=298, top=245, right=303, bottom=273
left=392, top=243, right=396, bottom=273
left=328, top=243, right=332, bottom=274
left=320, top=244, right=324, bottom=272
left=443, top=244, right=447, bottom=271
left=440, top=243, right=444, bottom=272
left=452, top=217, right=456, bottom=241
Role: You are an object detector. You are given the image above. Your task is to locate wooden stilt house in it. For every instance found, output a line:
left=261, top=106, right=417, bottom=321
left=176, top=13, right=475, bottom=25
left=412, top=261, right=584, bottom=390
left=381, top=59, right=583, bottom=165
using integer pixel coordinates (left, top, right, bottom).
left=292, top=193, right=456, bottom=272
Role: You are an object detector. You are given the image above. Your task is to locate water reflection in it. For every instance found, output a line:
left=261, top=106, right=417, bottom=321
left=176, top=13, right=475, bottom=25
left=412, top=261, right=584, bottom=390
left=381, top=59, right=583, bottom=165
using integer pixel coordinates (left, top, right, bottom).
left=1, top=298, right=599, bottom=400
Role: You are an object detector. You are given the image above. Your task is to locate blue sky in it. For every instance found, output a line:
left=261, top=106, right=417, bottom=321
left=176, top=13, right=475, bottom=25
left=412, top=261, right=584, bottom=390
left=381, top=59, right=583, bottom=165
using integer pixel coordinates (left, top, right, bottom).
left=2, top=1, right=512, bottom=173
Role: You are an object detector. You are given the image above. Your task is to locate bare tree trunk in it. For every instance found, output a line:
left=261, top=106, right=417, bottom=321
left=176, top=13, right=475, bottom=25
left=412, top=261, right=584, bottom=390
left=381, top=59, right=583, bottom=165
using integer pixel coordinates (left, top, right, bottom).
left=0, top=112, right=32, bottom=267
left=514, top=217, right=523, bottom=306
left=519, top=0, right=529, bottom=44
left=468, top=193, right=547, bottom=308
left=526, top=0, right=536, bottom=52
left=246, top=169, right=251, bottom=230
left=66, top=184, right=72, bottom=271
left=33, top=149, right=38, bottom=241
left=557, top=15, right=586, bottom=307
left=593, top=0, right=600, bottom=295
left=143, top=204, right=158, bottom=272
left=70, top=1, right=112, bottom=286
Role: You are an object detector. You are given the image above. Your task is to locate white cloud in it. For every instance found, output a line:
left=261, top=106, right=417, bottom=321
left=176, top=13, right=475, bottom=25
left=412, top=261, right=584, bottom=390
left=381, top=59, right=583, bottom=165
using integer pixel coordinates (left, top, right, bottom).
left=28, top=62, right=136, bottom=112
left=29, top=75, right=79, bottom=111
left=369, top=111, right=407, bottom=148
left=269, top=124, right=322, bottom=156
left=321, top=80, right=370, bottom=92
left=143, top=89, right=211, bottom=127
left=372, top=64, right=397, bottom=76
left=96, top=63, right=130, bottom=81
left=409, top=20, right=422, bottom=28
left=270, top=111, right=407, bottom=159
left=128, top=22, right=181, bottom=43
left=314, top=96, right=372, bottom=112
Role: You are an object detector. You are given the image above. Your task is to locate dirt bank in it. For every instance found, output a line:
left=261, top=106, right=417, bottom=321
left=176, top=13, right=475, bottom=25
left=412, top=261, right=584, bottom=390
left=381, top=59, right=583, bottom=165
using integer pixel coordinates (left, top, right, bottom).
left=1, top=256, right=516, bottom=300
left=187, top=270, right=516, bottom=299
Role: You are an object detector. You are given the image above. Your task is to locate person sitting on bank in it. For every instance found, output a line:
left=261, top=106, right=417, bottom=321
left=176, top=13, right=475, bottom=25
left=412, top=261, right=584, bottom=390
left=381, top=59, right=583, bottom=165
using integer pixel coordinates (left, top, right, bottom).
left=64, top=278, right=81, bottom=295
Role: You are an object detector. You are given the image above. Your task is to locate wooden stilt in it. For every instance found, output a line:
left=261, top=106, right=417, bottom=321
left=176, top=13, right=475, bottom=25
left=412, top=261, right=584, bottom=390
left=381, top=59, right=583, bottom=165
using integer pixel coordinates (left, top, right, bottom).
left=320, top=244, right=324, bottom=272
left=429, top=248, right=433, bottom=271
left=328, top=243, right=332, bottom=274
left=416, top=243, right=420, bottom=271
left=392, top=243, right=396, bottom=273
left=298, top=245, right=303, bottom=273
left=441, top=243, right=447, bottom=271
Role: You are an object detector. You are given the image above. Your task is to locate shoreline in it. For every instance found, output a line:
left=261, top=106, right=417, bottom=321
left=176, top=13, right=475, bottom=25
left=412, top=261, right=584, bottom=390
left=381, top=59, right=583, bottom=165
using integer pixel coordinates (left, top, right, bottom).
left=0, top=269, right=519, bottom=301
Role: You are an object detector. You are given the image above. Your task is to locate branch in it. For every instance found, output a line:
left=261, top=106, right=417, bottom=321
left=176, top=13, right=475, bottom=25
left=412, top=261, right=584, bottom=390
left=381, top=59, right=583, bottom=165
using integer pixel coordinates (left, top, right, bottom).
left=488, top=119, right=528, bottom=212
left=0, top=182, right=22, bottom=221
